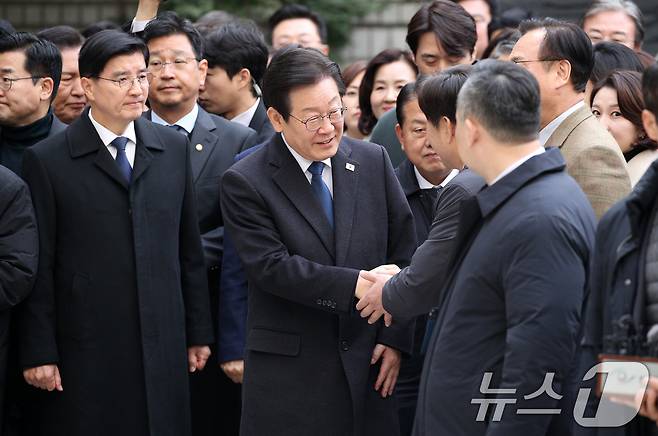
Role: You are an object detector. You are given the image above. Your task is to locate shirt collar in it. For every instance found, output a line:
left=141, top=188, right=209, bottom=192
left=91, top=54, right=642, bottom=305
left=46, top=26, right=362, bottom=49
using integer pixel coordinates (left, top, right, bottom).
left=489, top=147, right=545, bottom=186
left=539, top=101, right=584, bottom=146
left=231, top=98, right=261, bottom=127
left=281, top=132, right=332, bottom=173
left=413, top=167, right=459, bottom=189
left=151, top=104, right=199, bottom=135
left=88, top=108, right=137, bottom=146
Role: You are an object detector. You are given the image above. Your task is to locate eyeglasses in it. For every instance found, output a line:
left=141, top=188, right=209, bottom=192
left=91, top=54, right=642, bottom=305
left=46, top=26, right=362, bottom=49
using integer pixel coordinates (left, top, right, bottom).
left=289, top=107, right=347, bottom=131
left=512, top=58, right=562, bottom=65
left=0, top=76, right=43, bottom=91
left=148, top=57, right=199, bottom=74
left=96, top=73, right=150, bottom=90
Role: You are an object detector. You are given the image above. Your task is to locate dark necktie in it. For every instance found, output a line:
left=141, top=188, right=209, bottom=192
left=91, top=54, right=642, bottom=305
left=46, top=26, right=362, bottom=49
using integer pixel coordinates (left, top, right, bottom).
left=308, top=161, right=334, bottom=228
left=111, top=136, right=132, bottom=184
left=168, top=124, right=187, bottom=136
left=421, top=187, right=440, bottom=219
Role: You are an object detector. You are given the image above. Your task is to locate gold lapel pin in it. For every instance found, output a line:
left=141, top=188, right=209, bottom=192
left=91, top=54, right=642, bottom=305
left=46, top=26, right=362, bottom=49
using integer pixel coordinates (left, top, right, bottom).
left=345, top=163, right=355, bottom=172
left=195, top=144, right=203, bottom=152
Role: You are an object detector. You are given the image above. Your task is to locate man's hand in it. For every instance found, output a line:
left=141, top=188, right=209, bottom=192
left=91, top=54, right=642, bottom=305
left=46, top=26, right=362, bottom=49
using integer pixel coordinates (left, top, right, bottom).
left=356, top=270, right=394, bottom=326
left=188, top=346, right=211, bottom=372
left=220, top=360, right=244, bottom=384
left=135, top=0, right=161, bottom=21
left=354, top=264, right=400, bottom=300
left=371, top=344, right=401, bottom=398
left=637, top=377, right=658, bottom=422
left=23, top=364, right=63, bottom=392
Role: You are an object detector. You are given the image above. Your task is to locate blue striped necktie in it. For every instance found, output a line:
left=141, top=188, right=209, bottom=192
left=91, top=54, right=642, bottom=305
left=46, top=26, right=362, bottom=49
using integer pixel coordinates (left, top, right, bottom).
left=308, top=161, right=334, bottom=228
left=111, top=136, right=131, bottom=184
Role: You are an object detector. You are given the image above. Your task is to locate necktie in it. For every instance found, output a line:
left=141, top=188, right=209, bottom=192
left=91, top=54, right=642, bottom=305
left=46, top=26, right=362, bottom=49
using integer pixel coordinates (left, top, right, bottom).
left=111, top=136, right=132, bottom=184
left=421, top=187, right=441, bottom=218
left=168, top=124, right=187, bottom=136
left=308, top=161, right=334, bottom=228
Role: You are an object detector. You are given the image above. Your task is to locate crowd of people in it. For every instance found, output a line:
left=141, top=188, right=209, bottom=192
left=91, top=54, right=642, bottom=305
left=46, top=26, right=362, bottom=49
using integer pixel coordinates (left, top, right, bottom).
left=0, top=0, right=657, bottom=435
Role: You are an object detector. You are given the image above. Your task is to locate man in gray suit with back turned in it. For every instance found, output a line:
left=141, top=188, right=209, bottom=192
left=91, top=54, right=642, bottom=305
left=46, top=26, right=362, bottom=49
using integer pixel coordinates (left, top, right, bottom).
left=221, top=47, right=416, bottom=436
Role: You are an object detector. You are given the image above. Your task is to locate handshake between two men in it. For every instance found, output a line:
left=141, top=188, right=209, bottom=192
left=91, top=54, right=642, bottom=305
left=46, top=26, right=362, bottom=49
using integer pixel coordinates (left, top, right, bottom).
left=355, top=264, right=402, bottom=327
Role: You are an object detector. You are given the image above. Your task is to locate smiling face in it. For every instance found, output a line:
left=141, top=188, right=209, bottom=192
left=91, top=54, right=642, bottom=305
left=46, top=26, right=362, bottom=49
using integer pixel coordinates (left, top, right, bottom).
left=53, top=46, right=86, bottom=124
left=82, top=51, right=148, bottom=134
left=592, top=86, right=640, bottom=153
left=146, top=33, right=207, bottom=112
left=268, top=77, right=343, bottom=162
left=370, top=60, right=417, bottom=120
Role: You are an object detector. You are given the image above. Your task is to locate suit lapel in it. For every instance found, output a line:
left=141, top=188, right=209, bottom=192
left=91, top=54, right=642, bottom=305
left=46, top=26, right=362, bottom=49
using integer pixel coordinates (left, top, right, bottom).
left=545, top=105, right=592, bottom=148
left=188, top=107, right=219, bottom=182
left=269, top=135, right=335, bottom=259
left=131, top=117, right=164, bottom=184
left=332, top=141, right=359, bottom=267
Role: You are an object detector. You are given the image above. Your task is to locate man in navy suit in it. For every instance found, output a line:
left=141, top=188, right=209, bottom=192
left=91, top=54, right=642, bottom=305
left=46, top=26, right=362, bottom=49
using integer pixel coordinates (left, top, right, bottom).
left=221, top=47, right=416, bottom=436
left=141, top=13, right=257, bottom=436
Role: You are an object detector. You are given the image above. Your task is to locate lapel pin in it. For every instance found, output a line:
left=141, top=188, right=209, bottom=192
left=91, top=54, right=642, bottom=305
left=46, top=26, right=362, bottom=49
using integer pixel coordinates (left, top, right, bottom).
left=345, top=163, right=355, bottom=172
left=195, top=144, right=203, bottom=152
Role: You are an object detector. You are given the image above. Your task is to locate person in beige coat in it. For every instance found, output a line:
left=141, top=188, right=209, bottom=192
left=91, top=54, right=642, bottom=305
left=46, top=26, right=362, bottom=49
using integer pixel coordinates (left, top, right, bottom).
left=512, top=18, right=630, bottom=218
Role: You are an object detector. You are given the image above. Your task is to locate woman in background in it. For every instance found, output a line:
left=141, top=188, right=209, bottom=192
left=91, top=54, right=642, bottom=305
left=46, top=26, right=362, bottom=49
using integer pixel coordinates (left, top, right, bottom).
left=342, top=60, right=368, bottom=140
left=591, top=70, right=658, bottom=186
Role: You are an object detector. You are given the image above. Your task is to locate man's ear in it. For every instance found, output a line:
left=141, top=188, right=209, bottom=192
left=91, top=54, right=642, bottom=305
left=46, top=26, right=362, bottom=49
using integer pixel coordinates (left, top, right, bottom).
left=39, top=77, right=55, bottom=102
left=394, top=123, right=404, bottom=150
left=267, top=107, right=285, bottom=132
left=198, top=58, right=209, bottom=87
left=81, top=76, right=94, bottom=102
left=236, top=68, right=252, bottom=91
left=554, top=59, right=572, bottom=89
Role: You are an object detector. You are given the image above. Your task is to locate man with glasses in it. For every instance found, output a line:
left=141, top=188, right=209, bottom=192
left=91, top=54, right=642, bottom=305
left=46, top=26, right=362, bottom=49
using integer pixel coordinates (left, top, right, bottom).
left=510, top=18, right=630, bottom=218
left=18, top=30, right=213, bottom=436
left=220, top=47, right=416, bottom=436
left=141, top=12, right=257, bottom=436
left=0, top=32, right=66, bottom=177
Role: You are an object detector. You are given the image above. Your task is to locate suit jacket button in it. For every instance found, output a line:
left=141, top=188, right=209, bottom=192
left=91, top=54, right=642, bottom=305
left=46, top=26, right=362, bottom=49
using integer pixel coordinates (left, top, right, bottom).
left=195, top=144, right=203, bottom=152
left=341, top=340, right=349, bottom=351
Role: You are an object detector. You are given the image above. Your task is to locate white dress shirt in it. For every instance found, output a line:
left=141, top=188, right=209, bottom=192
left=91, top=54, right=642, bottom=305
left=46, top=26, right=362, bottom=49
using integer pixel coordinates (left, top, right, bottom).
left=489, top=147, right=545, bottom=185
left=231, top=98, right=260, bottom=127
left=282, top=133, right=333, bottom=197
left=414, top=167, right=459, bottom=190
left=538, top=101, right=584, bottom=147
left=88, top=108, right=137, bottom=167
left=151, top=104, right=199, bottom=135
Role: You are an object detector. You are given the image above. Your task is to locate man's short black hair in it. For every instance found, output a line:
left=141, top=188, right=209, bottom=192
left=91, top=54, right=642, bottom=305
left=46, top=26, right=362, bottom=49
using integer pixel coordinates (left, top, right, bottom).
left=643, top=64, right=658, bottom=118
left=204, top=21, right=268, bottom=98
left=519, top=18, right=594, bottom=93
left=458, top=59, right=540, bottom=144
left=418, top=64, right=472, bottom=126
left=406, top=0, right=477, bottom=58
left=396, top=82, right=418, bottom=127
left=143, top=11, right=204, bottom=60
left=37, top=25, right=84, bottom=50
left=262, top=47, right=344, bottom=121
left=78, top=30, right=148, bottom=79
left=268, top=4, right=328, bottom=44
left=590, top=41, right=644, bottom=85
left=0, top=32, right=62, bottom=102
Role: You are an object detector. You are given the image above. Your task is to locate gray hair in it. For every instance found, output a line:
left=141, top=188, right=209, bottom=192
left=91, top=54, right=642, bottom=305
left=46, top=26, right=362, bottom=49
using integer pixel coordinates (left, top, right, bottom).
left=457, top=60, right=540, bottom=144
left=583, top=0, right=644, bottom=45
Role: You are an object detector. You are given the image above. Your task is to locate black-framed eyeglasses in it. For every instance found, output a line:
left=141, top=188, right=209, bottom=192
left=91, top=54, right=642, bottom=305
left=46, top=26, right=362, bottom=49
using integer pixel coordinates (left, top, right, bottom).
left=95, top=73, right=150, bottom=90
left=147, top=57, right=199, bottom=74
left=288, top=107, right=347, bottom=131
left=512, top=58, right=562, bottom=65
left=0, top=76, right=43, bottom=91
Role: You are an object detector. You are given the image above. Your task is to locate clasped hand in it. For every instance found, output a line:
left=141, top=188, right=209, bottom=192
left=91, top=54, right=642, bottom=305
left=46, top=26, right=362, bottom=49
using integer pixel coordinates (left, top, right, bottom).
left=355, top=264, right=400, bottom=326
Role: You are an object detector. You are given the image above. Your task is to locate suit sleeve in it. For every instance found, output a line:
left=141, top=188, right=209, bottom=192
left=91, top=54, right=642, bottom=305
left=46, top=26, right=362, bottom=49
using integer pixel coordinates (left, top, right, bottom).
left=382, top=183, right=470, bottom=318
left=568, top=145, right=630, bottom=219
left=375, top=146, right=417, bottom=354
left=19, top=149, right=60, bottom=368
left=179, top=144, right=215, bottom=346
left=485, top=214, right=591, bottom=436
left=220, top=168, right=360, bottom=314
left=0, top=176, right=38, bottom=312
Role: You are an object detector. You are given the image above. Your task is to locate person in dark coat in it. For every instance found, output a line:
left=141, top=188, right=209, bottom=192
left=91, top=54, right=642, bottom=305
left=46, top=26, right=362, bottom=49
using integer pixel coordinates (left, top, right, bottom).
left=0, top=166, right=38, bottom=428
left=392, top=81, right=458, bottom=435
left=363, top=60, right=596, bottom=435
left=579, top=64, right=658, bottom=436
left=220, top=47, right=416, bottom=436
left=18, top=30, right=214, bottom=436
left=200, top=21, right=275, bottom=145
left=141, top=14, right=257, bottom=436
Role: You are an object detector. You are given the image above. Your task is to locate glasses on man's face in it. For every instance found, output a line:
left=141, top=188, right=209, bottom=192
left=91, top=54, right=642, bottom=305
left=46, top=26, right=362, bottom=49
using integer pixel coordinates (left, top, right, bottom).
left=95, top=73, right=150, bottom=90
left=288, top=107, right=347, bottom=132
left=147, top=57, right=198, bottom=74
left=0, top=76, right=42, bottom=91
left=512, top=58, right=561, bottom=65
